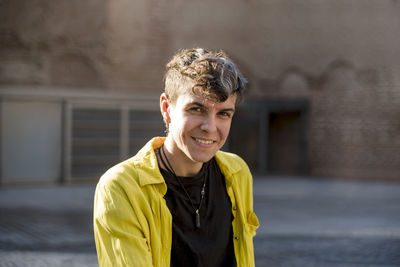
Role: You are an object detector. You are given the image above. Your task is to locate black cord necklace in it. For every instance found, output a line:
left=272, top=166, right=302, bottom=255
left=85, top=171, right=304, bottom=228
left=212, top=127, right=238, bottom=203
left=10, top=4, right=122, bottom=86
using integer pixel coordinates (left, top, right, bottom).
left=160, top=145, right=207, bottom=228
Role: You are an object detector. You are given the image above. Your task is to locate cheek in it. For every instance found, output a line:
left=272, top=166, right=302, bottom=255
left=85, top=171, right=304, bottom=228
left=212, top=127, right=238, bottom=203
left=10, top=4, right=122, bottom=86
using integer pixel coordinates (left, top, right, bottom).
left=170, top=117, right=192, bottom=135
left=181, top=117, right=202, bottom=131
left=219, top=121, right=232, bottom=139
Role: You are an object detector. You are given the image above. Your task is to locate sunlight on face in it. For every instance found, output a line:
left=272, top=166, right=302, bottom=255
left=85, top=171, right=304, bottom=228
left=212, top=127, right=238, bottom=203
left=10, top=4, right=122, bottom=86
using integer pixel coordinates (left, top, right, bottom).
left=167, top=92, right=237, bottom=165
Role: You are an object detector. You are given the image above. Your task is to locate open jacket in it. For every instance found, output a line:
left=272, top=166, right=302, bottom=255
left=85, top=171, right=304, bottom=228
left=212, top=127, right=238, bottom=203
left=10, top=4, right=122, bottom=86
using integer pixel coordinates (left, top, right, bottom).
left=94, top=137, right=259, bottom=267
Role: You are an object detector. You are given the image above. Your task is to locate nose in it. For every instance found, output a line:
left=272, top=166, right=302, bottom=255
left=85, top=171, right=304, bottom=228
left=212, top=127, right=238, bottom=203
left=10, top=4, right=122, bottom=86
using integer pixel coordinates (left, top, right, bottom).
left=200, top=114, right=217, bottom=133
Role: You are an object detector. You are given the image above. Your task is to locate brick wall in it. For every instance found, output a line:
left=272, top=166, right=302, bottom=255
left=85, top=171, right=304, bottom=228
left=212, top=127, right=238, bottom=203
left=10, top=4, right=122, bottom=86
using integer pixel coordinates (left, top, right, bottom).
left=1, top=0, right=399, bottom=180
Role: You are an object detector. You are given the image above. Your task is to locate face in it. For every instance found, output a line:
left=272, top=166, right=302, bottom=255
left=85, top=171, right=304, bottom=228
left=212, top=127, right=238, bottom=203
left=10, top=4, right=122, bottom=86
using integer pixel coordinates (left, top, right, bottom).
left=162, top=92, right=237, bottom=165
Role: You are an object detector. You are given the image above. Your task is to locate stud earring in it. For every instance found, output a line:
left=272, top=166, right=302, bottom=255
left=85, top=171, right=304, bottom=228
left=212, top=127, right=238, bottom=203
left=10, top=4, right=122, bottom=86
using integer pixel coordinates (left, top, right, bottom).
left=164, top=123, right=169, bottom=135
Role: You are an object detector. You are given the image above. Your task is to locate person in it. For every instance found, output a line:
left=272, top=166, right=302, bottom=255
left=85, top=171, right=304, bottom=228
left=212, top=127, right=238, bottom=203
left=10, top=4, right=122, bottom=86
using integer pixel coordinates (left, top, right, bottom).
left=93, top=48, right=259, bottom=267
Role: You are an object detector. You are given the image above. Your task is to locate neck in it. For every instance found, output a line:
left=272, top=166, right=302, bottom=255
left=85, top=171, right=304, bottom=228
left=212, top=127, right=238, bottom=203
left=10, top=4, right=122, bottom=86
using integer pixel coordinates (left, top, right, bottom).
left=163, top=137, right=203, bottom=177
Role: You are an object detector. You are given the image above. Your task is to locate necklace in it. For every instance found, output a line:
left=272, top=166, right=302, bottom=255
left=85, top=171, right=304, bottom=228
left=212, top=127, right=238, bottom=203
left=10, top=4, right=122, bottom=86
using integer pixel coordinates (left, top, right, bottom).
left=160, top=145, right=207, bottom=228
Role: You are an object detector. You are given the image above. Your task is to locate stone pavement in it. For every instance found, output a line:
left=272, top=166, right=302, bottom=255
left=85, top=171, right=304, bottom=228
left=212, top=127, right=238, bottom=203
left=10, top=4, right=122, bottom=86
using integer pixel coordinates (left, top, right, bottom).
left=0, top=185, right=97, bottom=266
left=0, top=177, right=399, bottom=266
left=253, top=177, right=400, bottom=266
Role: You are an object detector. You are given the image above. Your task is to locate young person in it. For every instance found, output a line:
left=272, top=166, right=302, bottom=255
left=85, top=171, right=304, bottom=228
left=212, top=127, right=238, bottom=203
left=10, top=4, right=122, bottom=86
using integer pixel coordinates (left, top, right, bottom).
left=93, top=48, right=259, bottom=267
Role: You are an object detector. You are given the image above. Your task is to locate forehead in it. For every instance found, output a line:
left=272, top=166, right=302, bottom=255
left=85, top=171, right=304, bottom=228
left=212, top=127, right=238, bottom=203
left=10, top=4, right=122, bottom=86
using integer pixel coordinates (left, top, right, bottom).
left=175, top=92, right=237, bottom=108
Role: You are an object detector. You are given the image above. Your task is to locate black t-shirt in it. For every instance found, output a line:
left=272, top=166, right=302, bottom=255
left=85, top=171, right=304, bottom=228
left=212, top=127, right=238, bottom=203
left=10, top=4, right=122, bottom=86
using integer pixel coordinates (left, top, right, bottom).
left=155, top=148, right=236, bottom=267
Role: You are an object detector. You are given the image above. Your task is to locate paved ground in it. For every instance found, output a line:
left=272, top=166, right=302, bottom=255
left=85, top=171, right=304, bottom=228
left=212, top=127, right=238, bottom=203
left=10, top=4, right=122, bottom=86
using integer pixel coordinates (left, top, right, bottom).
left=253, top=178, right=400, bottom=266
left=0, top=177, right=399, bottom=266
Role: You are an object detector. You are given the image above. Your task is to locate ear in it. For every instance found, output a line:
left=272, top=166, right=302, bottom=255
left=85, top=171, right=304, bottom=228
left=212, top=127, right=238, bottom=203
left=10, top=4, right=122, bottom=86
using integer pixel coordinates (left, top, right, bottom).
left=160, top=93, right=171, bottom=124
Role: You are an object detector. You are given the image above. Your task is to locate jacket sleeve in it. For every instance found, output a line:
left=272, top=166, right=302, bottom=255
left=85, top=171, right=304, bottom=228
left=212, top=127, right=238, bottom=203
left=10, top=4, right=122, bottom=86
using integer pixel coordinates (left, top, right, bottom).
left=93, top=180, right=153, bottom=267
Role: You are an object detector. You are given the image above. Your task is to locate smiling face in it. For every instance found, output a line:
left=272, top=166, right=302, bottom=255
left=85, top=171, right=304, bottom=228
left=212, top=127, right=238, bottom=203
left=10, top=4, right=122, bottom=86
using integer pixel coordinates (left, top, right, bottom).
left=161, top=91, right=237, bottom=175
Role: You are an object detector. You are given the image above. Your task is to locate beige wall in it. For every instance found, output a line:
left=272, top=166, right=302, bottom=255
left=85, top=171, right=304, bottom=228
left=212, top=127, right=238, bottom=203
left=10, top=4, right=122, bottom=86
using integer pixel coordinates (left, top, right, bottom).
left=1, top=0, right=399, bottom=92
left=1, top=100, right=62, bottom=183
left=0, top=0, right=108, bottom=88
left=1, top=0, right=399, bottom=180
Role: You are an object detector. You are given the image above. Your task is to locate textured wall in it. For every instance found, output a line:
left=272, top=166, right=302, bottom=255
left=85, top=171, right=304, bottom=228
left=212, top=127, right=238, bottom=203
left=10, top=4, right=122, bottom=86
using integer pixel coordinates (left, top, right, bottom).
left=1, top=0, right=399, bottom=92
left=1, top=0, right=399, bottom=179
left=0, top=0, right=108, bottom=88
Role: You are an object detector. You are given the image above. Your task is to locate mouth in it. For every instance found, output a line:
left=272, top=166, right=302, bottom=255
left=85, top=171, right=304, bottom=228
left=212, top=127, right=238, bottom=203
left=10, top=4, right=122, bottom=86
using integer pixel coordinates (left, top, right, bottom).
left=192, top=137, right=215, bottom=145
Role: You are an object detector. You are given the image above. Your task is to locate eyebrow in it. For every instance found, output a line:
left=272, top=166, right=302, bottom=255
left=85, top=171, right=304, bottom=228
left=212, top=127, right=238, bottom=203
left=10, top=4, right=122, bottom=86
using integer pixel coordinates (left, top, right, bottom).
left=190, top=101, right=206, bottom=107
left=189, top=101, right=235, bottom=113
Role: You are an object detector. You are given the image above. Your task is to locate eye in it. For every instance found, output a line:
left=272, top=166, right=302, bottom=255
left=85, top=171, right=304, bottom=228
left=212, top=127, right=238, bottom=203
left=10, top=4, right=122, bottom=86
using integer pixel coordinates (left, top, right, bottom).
left=188, top=106, right=203, bottom=113
left=218, top=111, right=233, bottom=118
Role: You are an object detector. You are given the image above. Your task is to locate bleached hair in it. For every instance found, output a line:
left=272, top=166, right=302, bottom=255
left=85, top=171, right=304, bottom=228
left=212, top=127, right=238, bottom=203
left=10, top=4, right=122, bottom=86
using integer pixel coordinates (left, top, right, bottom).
left=164, top=48, right=247, bottom=104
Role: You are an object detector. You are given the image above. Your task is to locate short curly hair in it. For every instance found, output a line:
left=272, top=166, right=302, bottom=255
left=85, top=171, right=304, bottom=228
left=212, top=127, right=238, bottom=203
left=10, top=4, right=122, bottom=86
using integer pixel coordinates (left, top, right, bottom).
left=164, top=48, right=247, bottom=104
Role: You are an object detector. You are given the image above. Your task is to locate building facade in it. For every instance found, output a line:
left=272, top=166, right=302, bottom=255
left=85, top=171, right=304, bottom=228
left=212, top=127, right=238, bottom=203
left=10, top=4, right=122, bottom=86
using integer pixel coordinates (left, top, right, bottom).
left=1, top=0, right=399, bottom=184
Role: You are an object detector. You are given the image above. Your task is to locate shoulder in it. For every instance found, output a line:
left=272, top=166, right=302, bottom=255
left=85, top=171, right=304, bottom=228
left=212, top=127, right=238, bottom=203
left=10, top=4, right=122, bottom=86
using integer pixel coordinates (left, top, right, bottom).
left=96, top=158, right=140, bottom=199
left=215, top=150, right=245, bottom=163
left=215, top=151, right=254, bottom=208
left=215, top=151, right=249, bottom=171
left=97, top=137, right=165, bottom=193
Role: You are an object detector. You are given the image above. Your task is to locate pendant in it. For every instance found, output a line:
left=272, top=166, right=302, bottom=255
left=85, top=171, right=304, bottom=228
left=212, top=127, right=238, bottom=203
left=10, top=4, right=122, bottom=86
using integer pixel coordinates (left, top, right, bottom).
left=195, top=209, right=200, bottom=228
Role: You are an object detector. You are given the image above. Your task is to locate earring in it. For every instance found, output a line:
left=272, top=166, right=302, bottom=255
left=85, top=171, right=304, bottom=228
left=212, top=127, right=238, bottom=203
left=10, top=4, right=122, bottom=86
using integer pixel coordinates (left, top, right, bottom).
left=164, top=123, right=169, bottom=135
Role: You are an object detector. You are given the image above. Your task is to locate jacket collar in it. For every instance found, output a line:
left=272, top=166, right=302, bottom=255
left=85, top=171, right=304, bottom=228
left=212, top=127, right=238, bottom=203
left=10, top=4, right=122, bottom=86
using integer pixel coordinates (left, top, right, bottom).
left=133, top=137, right=166, bottom=188
left=215, top=151, right=241, bottom=187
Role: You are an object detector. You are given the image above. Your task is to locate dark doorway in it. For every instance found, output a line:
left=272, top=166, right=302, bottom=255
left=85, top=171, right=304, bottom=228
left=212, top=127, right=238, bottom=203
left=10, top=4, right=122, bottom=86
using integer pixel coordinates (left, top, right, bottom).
left=267, top=111, right=304, bottom=175
left=228, top=98, right=309, bottom=176
left=229, top=109, right=260, bottom=171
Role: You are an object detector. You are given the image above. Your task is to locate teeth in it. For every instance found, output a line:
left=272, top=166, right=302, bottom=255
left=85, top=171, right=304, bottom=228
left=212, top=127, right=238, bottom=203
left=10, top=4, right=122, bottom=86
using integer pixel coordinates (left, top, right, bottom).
left=195, top=138, right=213, bottom=144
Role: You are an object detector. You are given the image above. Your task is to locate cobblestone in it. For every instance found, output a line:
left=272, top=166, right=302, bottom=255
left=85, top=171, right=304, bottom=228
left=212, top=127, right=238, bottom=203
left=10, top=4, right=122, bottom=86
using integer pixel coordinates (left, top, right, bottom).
left=0, top=250, right=97, bottom=267
left=1, top=178, right=399, bottom=266
left=0, top=209, right=94, bottom=252
left=254, top=235, right=400, bottom=267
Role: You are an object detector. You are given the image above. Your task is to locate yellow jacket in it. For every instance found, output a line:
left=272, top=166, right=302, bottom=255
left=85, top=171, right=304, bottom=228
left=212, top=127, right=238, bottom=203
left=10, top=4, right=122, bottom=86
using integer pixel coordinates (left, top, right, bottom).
left=94, top=137, right=259, bottom=267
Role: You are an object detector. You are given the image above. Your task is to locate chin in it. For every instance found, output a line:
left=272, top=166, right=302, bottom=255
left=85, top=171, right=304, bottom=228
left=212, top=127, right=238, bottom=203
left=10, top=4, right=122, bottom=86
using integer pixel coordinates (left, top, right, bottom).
left=189, top=150, right=218, bottom=163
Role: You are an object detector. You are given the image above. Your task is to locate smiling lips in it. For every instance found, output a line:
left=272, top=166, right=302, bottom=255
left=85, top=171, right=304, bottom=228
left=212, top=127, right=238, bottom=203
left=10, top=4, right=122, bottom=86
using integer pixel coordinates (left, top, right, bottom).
left=193, top=137, right=215, bottom=145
